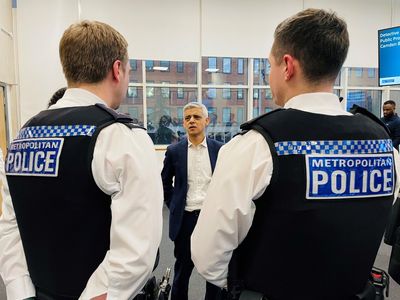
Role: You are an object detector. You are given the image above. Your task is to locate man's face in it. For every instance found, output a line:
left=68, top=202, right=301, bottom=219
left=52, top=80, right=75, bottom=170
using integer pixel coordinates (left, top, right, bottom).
left=114, top=59, right=131, bottom=109
left=383, top=104, right=395, bottom=118
left=183, top=107, right=210, bottom=139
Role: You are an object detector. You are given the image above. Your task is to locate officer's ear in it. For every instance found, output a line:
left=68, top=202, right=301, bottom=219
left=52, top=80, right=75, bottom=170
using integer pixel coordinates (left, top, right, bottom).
left=111, top=60, right=123, bottom=82
left=283, top=54, right=295, bottom=81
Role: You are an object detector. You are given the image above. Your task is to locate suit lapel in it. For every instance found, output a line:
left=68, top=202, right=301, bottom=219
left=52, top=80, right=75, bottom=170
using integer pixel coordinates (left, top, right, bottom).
left=206, top=138, right=217, bottom=172
left=181, top=139, right=188, bottom=182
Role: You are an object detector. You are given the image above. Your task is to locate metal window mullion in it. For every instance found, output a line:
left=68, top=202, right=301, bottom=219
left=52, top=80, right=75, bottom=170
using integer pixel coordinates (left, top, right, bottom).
left=198, top=59, right=202, bottom=103
left=146, top=83, right=198, bottom=88
left=382, top=87, right=390, bottom=117
left=342, top=67, right=349, bottom=111
left=248, top=58, right=253, bottom=121
left=202, top=84, right=249, bottom=89
left=142, top=60, right=147, bottom=129
left=198, top=0, right=202, bottom=103
left=346, top=86, right=385, bottom=90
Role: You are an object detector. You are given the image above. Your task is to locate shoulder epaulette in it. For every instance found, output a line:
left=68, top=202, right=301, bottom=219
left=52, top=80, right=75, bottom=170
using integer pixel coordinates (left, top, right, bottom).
left=240, top=108, right=284, bottom=131
left=350, top=104, right=390, bottom=136
left=95, top=103, right=145, bottom=130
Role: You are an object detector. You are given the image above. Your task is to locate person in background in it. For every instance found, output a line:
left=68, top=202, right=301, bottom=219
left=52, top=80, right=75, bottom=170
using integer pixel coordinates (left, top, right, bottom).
left=48, top=87, right=67, bottom=108
left=191, top=8, right=400, bottom=300
left=0, top=20, right=163, bottom=300
left=381, top=100, right=400, bottom=150
left=162, top=102, right=223, bottom=300
left=155, top=115, right=179, bottom=145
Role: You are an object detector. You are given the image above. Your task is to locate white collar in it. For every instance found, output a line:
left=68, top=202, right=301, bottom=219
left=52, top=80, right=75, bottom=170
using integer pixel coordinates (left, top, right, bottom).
left=284, top=92, right=352, bottom=116
left=49, top=88, right=108, bottom=109
left=188, top=136, right=207, bottom=148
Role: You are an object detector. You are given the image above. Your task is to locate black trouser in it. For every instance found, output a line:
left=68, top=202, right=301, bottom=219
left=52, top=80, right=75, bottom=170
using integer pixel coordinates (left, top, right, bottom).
left=171, top=210, right=221, bottom=300
left=34, top=287, right=77, bottom=300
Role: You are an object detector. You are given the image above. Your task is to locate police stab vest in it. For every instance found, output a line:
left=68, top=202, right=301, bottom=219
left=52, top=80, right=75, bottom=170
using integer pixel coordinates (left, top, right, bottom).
left=6, top=104, right=141, bottom=299
left=228, top=108, right=394, bottom=300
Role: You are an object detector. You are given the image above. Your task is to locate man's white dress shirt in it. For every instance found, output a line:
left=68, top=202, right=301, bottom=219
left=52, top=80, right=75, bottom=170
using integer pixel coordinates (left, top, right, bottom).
left=185, top=137, right=212, bottom=212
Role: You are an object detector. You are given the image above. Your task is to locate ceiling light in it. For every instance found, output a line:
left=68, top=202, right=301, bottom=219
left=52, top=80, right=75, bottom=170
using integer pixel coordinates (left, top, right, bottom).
left=153, top=66, right=169, bottom=71
left=205, top=68, right=219, bottom=73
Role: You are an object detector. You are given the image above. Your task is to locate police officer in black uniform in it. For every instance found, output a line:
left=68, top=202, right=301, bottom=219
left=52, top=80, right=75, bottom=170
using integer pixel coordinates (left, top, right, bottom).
left=0, top=21, right=163, bottom=300
left=191, top=8, right=400, bottom=300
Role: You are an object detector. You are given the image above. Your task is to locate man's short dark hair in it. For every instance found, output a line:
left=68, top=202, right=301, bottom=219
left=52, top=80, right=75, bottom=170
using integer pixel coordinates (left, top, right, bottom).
left=384, top=100, right=396, bottom=107
left=272, top=8, right=349, bottom=84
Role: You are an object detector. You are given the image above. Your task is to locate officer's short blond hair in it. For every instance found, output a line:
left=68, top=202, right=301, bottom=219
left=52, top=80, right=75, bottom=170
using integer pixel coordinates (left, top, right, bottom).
left=59, top=20, right=128, bottom=85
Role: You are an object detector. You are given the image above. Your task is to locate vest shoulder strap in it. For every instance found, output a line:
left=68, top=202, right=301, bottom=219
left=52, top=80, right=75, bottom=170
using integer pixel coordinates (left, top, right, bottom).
left=95, top=103, right=145, bottom=130
left=240, top=108, right=284, bottom=131
left=350, top=104, right=390, bottom=136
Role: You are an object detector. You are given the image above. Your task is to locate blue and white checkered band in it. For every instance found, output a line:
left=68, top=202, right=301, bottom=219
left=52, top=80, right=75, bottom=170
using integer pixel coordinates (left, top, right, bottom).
left=6, top=138, right=64, bottom=177
left=15, top=125, right=97, bottom=140
left=275, top=139, right=393, bottom=156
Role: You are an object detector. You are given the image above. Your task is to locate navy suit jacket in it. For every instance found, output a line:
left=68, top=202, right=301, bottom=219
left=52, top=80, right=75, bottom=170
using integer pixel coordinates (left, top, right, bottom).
left=161, top=137, right=223, bottom=241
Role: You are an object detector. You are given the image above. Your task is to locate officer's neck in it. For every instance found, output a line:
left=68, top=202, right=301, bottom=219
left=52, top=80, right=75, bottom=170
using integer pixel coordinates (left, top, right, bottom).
left=281, top=79, right=334, bottom=106
left=69, top=80, right=118, bottom=109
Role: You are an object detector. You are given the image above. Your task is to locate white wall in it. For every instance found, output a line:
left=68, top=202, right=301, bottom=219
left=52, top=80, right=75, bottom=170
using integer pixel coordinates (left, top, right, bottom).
left=202, top=0, right=303, bottom=58
left=304, top=0, right=392, bottom=68
left=17, top=0, right=78, bottom=124
left=15, top=0, right=400, bottom=125
left=80, top=0, right=200, bottom=62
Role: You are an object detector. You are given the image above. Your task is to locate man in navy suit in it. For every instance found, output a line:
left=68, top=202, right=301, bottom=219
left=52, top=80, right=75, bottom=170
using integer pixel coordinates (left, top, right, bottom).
left=162, top=102, right=224, bottom=300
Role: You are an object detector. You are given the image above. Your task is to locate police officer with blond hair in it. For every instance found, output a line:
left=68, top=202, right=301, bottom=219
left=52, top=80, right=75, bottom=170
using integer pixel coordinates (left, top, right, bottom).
left=192, top=9, right=400, bottom=300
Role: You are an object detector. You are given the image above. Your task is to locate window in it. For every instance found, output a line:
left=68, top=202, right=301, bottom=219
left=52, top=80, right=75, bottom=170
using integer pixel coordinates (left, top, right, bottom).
left=265, top=107, right=272, bottom=113
left=177, top=62, right=184, bottom=73
left=354, top=68, right=363, bottom=77
left=368, top=68, right=375, bottom=78
left=208, top=82, right=216, bottom=99
left=237, top=107, right=244, bottom=123
left=253, top=107, right=259, bottom=117
left=222, top=108, right=231, bottom=124
left=128, top=59, right=143, bottom=82
left=253, top=59, right=260, bottom=74
left=128, top=107, right=139, bottom=119
left=161, top=82, right=170, bottom=99
left=145, top=60, right=154, bottom=71
left=347, top=89, right=382, bottom=117
left=253, top=88, right=259, bottom=100
left=160, top=61, right=170, bottom=72
left=223, top=84, right=231, bottom=99
left=177, top=81, right=184, bottom=99
left=253, top=58, right=269, bottom=85
left=177, top=107, right=184, bottom=121
left=265, top=89, right=272, bottom=99
left=222, top=58, right=231, bottom=73
left=130, top=59, right=137, bottom=71
left=208, top=107, right=217, bottom=115
left=237, top=88, right=244, bottom=100
left=147, top=60, right=197, bottom=84
left=208, top=88, right=217, bottom=99
left=147, top=108, right=154, bottom=119
left=348, top=67, right=378, bottom=87
left=237, top=58, right=244, bottom=74
left=208, top=57, right=217, bottom=69
left=127, top=86, right=137, bottom=98
left=146, top=81, right=154, bottom=98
